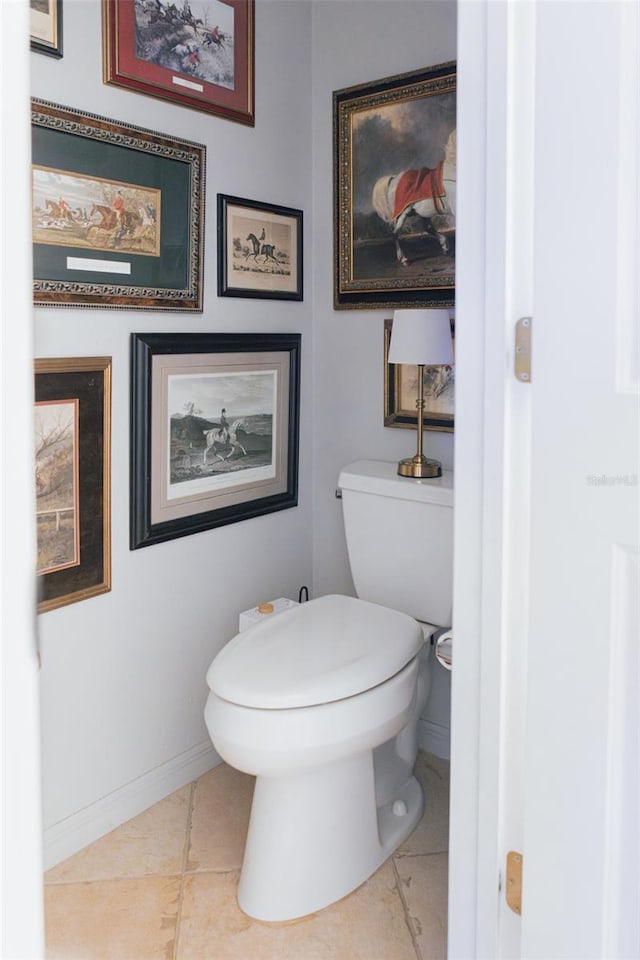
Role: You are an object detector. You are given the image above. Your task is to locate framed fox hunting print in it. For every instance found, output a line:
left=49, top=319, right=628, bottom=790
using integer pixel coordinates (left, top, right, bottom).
left=130, top=332, right=301, bottom=548
left=334, top=62, right=456, bottom=310
left=31, top=99, right=205, bottom=310
left=103, top=0, right=255, bottom=126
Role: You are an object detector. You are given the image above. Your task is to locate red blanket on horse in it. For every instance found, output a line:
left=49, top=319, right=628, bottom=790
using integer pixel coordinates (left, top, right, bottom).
left=392, top=162, right=445, bottom=220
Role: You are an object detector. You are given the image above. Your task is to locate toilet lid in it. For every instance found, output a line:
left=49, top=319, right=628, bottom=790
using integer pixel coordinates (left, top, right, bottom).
left=207, top=594, right=424, bottom=709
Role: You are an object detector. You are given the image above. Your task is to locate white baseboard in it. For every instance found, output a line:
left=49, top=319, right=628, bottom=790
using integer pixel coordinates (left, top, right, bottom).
left=43, top=740, right=220, bottom=870
left=418, top=717, right=450, bottom=760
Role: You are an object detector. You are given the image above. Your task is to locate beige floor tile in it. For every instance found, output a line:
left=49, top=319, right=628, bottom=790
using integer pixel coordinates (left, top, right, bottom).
left=176, top=861, right=418, bottom=960
left=187, top=763, right=254, bottom=872
left=45, top=784, right=192, bottom=884
left=397, top=752, right=450, bottom=857
left=395, top=853, right=448, bottom=960
left=45, top=875, right=181, bottom=960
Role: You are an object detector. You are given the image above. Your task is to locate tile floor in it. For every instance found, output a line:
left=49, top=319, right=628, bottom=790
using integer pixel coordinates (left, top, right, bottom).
left=44, top=751, right=449, bottom=960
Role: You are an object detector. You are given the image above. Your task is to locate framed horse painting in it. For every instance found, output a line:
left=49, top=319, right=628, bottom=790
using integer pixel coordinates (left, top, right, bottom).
left=31, top=99, right=205, bottom=310
left=333, top=62, right=456, bottom=310
left=130, top=332, right=301, bottom=548
left=217, top=194, right=303, bottom=301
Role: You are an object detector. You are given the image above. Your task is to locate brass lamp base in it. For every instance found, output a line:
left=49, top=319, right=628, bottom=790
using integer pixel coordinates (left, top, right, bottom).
left=397, top=455, right=442, bottom=479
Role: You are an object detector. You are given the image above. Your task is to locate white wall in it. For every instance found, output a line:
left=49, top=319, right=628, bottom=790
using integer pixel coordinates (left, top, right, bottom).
left=310, top=0, right=457, bottom=756
left=32, top=0, right=314, bottom=865
left=32, top=0, right=457, bottom=866
left=2, top=0, right=45, bottom=952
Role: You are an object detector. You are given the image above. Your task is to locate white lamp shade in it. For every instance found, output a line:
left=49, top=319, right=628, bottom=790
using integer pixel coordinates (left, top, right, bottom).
left=388, top=309, right=453, bottom=366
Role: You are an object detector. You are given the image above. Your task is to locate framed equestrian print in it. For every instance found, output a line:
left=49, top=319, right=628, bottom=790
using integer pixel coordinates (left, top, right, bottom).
left=130, top=332, right=301, bottom=548
left=383, top=317, right=454, bottom=433
left=31, top=0, right=63, bottom=58
left=31, top=100, right=205, bottom=310
left=103, top=0, right=255, bottom=126
left=333, top=61, right=456, bottom=310
left=217, top=194, right=303, bottom=301
left=35, top=357, right=111, bottom=613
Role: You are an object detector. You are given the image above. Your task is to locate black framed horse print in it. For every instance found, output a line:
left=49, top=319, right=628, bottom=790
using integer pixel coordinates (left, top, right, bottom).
left=217, top=194, right=303, bottom=301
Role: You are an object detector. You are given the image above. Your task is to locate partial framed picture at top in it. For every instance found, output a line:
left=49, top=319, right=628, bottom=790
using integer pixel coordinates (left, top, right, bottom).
left=217, top=194, right=303, bottom=301
left=103, top=0, right=254, bottom=126
left=35, top=357, right=111, bottom=613
left=130, top=332, right=300, bottom=549
left=31, top=0, right=63, bottom=58
left=32, top=99, right=205, bottom=310
left=383, top=318, right=454, bottom=433
left=334, top=62, right=456, bottom=310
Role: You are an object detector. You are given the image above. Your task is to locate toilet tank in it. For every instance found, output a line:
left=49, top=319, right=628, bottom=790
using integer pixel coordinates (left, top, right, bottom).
left=338, top=460, right=453, bottom=626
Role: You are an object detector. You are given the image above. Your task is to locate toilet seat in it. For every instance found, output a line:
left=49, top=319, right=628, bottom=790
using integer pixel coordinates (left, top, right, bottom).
left=207, top=594, right=423, bottom=710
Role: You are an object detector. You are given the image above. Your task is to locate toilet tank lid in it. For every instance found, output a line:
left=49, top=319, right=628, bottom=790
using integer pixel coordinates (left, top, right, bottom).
left=206, top=594, right=424, bottom=709
left=339, top=460, right=453, bottom=506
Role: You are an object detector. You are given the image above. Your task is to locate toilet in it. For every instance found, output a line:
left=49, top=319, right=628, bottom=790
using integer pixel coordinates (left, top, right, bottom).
left=204, top=459, right=453, bottom=922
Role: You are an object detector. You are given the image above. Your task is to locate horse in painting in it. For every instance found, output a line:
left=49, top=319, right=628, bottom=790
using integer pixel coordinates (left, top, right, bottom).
left=372, top=128, right=456, bottom=266
left=245, top=233, right=279, bottom=264
left=202, top=417, right=249, bottom=464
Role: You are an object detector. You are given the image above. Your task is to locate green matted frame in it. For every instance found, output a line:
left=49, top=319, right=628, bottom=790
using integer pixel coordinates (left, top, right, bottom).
left=31, top=99, right=205, bottom=310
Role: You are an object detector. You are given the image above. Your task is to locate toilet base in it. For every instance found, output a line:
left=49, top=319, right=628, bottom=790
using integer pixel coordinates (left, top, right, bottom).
left=237, top=750, right=424, bottom=922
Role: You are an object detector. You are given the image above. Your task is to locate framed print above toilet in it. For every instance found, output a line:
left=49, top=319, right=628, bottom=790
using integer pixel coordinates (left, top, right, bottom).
left=130, top=332, right=300, bottom=548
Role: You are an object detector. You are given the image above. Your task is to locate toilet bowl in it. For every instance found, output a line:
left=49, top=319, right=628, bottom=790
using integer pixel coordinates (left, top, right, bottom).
left=205, top=594, right=429, bottom=921
left=204, top=460, right=453, bottom=922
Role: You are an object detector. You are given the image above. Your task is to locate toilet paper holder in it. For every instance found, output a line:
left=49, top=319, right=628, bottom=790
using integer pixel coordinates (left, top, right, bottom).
left=430, top=625, right=451, bottom=646
left=430, top=625, right=453, bottom=670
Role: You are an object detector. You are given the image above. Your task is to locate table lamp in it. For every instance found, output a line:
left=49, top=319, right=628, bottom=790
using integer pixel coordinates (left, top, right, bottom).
left=388, top=308, right=453, bottom=478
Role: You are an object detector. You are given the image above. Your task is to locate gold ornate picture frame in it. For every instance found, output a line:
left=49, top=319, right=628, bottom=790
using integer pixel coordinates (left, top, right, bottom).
left=334, top=62, right=456, bottom=310
left=35, top=357, right=112, bottom=613
left=32, top=99, right=205, bottom=310
left=384, top=317, right=454, bottom=433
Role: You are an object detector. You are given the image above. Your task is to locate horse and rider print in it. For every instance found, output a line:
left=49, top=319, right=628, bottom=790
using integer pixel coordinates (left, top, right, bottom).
left=32, top=166, right=160, bottom=257
left=133, top=0, right=235, bottom=89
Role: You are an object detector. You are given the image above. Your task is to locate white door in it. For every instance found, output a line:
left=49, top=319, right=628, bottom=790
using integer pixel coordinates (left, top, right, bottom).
left=451, top=2, right=639, bottom=958
left=519, top=2, right=639, bottom=957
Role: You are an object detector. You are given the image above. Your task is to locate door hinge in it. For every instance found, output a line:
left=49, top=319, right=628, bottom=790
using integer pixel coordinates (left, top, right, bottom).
left=506, top=850, right=523, bottom=915
left=515, top=317, right=532, bottom=382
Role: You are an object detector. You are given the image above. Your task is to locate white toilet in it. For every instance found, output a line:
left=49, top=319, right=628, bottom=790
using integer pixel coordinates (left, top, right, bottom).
left=204, top=459, right=453, bottom=922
